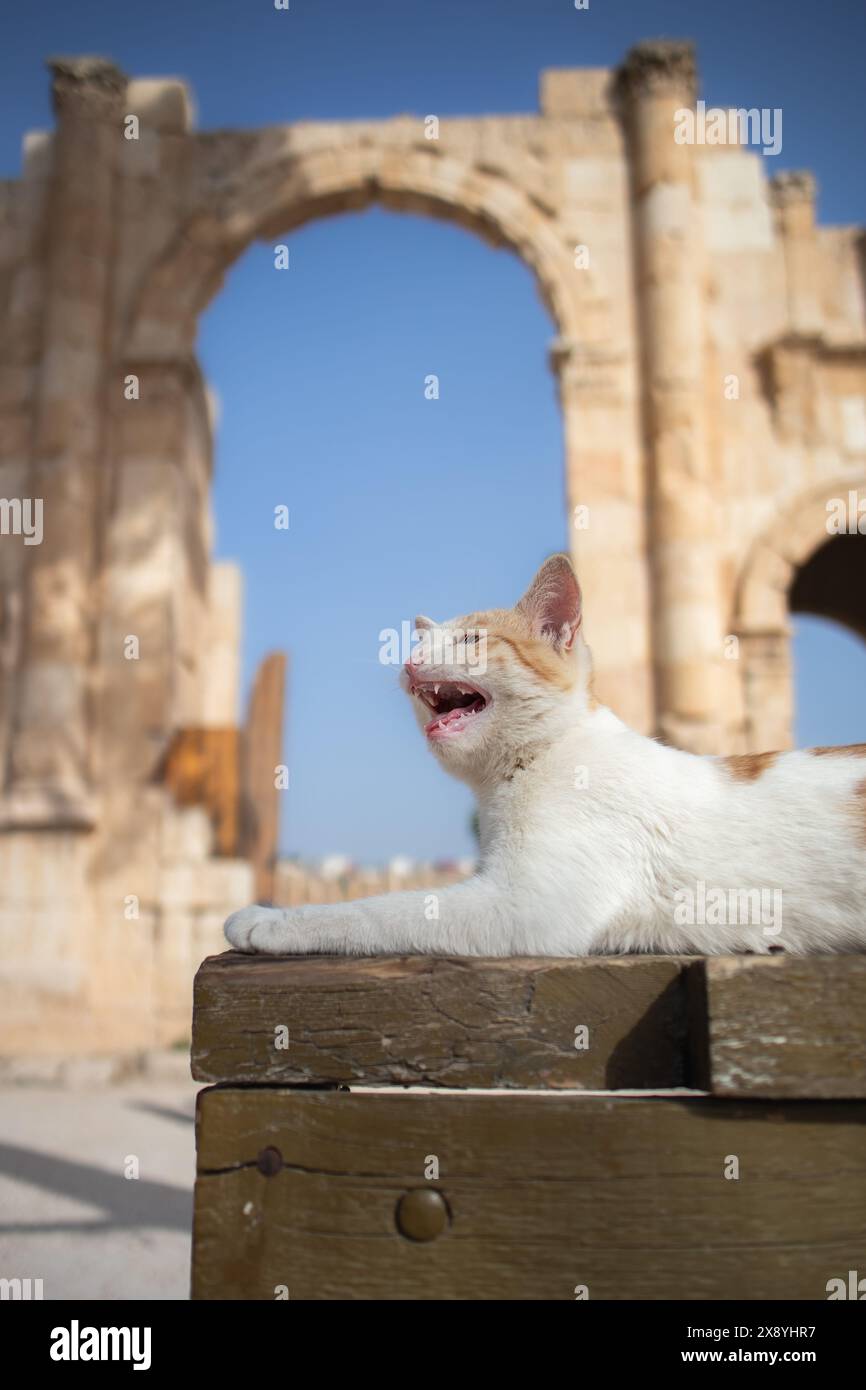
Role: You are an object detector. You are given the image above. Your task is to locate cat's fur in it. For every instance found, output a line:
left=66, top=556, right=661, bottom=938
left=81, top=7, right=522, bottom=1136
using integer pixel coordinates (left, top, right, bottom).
left=225, top=555, right=866, bottom=957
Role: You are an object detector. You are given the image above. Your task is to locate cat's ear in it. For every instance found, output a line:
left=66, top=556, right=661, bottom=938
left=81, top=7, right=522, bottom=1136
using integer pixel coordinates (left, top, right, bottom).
left=516, top=554, right=582, bottom=652
left=414, top=614, right=436, bottom=631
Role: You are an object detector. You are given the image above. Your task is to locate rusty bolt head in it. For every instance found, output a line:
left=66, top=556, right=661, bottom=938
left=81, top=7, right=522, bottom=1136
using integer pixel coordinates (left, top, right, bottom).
left=396, top=1188, right=449, bottom=1242
left=256, top=1146, right=283, bottom=1176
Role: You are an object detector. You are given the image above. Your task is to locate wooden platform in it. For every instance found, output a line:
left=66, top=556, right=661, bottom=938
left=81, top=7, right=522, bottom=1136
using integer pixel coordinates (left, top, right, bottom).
left=191, top=951, right=866, bottom=1300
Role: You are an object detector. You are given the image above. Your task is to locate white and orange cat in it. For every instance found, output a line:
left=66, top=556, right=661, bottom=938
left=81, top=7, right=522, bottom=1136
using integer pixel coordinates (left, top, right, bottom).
left=225, top=555, right=866, bottom=958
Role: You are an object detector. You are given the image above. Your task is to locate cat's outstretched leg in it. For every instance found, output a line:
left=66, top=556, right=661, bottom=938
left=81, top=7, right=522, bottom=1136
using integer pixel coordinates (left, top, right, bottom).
left=224, top=878, right=511, bottom=957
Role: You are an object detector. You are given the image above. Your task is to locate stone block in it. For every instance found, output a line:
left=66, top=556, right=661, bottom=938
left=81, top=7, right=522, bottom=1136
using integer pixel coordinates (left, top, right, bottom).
left=540, top=68, right=612, bottom=119
left=126, top=78, right=195, bottom=134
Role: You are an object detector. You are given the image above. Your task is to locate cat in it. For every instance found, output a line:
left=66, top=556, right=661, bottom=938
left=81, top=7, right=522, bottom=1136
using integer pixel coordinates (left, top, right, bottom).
left=225, top=554, right=866, bottom=958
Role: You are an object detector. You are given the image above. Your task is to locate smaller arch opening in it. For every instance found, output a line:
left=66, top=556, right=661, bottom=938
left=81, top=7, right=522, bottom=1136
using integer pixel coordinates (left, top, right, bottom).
left=789, top=533, right=866, bottom=747
left=789, top=532, right=866, bottom=641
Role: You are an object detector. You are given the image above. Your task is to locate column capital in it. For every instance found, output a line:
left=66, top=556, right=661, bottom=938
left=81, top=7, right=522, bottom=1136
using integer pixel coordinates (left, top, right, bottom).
left=615, top=40, right=697, bottom=106
left=770, top=170, right=817, bottom=209
left=47, top=55, right=127, bottom=119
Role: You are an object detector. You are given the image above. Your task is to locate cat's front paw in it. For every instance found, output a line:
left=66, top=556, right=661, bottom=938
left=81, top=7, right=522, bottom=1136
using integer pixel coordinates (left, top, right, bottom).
left=224, top=904, right=300, bottom=954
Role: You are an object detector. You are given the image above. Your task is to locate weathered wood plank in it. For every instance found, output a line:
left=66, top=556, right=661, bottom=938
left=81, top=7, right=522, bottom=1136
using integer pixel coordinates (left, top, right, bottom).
left=192, top=1088, right=866, bottom=1300
left=191, top=952, right=691, bottom=1089
left=691, top=955, right=866, bottom=1098
left=240, top=651, right=287, bottom=902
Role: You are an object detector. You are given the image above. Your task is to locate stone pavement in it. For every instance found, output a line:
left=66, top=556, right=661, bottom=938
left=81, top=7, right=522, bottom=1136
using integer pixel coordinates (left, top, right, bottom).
left=0, top=1075, right=199, bottom=1300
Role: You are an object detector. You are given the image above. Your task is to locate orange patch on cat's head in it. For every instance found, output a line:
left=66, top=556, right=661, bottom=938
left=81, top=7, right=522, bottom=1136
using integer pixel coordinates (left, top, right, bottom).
left=404, top=555, right=588, bottom=769
left=453, top=603, right=578, bottom=691
left=454, top=555, right=583, bottom=693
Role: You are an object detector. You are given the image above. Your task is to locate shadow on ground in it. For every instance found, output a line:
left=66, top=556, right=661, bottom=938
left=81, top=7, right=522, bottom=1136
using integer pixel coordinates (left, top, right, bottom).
left=0, top=1141, right=191, bottom=1234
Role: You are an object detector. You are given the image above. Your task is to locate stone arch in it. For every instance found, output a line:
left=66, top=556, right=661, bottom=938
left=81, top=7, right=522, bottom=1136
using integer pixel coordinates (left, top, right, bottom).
left=113, top=135, right=652, bottom=735
left=733, top=474, right=866, bottom=751
left=125, top=141, right=606, bottom=359
left=103, top=137, right=619, bottom=782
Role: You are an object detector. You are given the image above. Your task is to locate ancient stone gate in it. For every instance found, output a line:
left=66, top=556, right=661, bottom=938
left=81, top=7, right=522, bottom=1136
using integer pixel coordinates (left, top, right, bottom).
left=0, top=41, right=864, bottom=1057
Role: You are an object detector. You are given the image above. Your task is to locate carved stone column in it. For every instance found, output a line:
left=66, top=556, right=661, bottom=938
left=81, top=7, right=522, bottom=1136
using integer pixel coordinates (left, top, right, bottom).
left=616, top=41, right=723, bottom=751
left=99, top=355, right=213, bottom=797
left=3, top=58, right=127, bottom=826
left=552, top=338, right=654, bottom=735
left=771, top=172, right=821, bottom=336
left=739, top=629, right=795, bottom=754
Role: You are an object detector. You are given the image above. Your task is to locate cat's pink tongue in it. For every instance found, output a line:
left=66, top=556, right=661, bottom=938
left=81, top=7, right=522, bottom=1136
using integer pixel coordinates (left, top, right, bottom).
left=426, top=698, right=485, bottom=739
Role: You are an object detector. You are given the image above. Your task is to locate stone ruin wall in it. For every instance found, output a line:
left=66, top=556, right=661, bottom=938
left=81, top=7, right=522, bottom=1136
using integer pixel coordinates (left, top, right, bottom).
left=0, top=41, right=864, bottom=1059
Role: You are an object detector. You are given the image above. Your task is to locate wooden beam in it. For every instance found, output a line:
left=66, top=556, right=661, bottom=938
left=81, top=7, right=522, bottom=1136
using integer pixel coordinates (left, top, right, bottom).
left=191, top=951, right=692, bottom=1089
left=240, top=651, right=287, bottom=903
left=193, top=1088, right=866, bottom=1300
left=690, top=954, right=866, bottom=1098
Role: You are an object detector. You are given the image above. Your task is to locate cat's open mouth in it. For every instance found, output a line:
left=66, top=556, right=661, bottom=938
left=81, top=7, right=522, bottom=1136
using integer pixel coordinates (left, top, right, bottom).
left=412, top=681, right=490, bottom=739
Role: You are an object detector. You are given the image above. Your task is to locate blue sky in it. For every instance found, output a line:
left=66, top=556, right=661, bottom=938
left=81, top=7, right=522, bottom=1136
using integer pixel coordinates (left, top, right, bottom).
left=3, top=1, right=865, bottom=863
